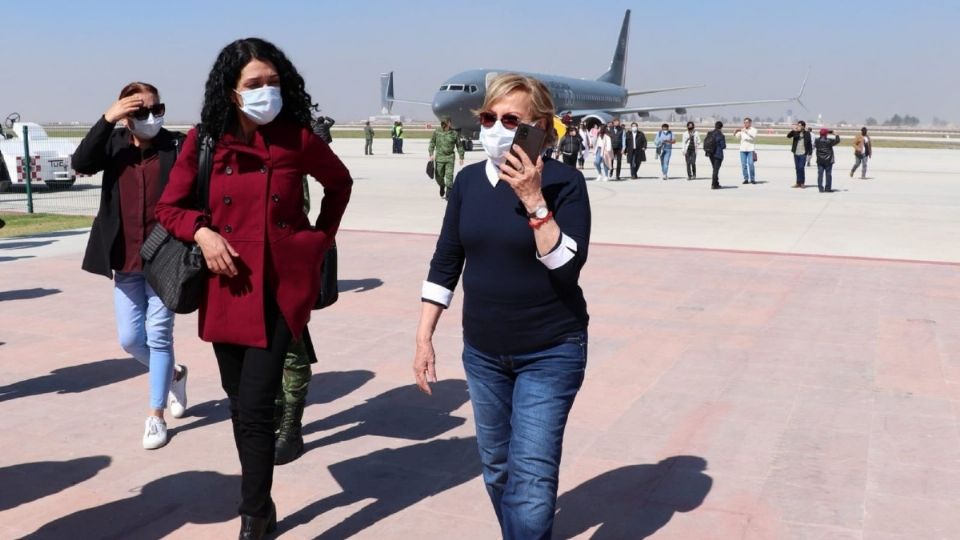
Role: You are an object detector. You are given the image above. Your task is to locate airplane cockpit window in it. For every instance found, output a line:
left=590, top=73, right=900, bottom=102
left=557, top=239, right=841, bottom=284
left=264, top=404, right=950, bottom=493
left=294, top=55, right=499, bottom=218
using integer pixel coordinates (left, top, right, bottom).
left=468, top=85, right=479, bottom=93
left=439, top=85, right=449, bottom=91
left=448, top=84, right=464, bottom=91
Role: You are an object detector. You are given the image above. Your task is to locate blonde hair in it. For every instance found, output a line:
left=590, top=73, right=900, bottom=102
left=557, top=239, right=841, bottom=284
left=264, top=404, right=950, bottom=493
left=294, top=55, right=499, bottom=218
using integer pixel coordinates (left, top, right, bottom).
left=479, top=73, right=557, bottom=146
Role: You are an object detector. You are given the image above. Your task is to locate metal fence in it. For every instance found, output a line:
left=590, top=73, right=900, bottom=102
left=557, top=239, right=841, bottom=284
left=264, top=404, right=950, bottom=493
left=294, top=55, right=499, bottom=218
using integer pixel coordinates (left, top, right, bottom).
left=0, top=121, right=100, bottom=216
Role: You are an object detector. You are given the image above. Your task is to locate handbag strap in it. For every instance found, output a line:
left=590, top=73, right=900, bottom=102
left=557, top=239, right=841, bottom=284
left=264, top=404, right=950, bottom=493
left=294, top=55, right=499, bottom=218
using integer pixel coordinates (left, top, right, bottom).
left=195, top=124, right=214, bottom=212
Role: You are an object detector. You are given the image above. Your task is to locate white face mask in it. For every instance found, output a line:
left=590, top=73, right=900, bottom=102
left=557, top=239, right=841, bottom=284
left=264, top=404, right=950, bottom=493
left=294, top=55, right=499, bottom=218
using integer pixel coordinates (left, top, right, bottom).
left=235, top=86, right=283, bottom=125
left=631, top=126, right=638, bottom=133
left=130, top=114, right=163, bottom=140
left=479, top=120, right=516, bottom=166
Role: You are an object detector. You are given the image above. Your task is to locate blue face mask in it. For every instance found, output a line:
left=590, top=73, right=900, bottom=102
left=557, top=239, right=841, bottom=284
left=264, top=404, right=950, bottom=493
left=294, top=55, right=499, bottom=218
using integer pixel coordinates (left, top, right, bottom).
left=235, top=86, right=283, bottom=125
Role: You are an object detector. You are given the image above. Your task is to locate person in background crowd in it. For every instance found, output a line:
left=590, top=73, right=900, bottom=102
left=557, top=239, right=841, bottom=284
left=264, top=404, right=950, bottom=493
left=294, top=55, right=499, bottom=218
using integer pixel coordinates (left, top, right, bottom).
left=851, top=126, right=872, bottom=178
left=73, top=81, right=189, bottom=451
left=814, top=127, right=841, bottom=193
left=703, top=120, right=727, bottom=189
left=624, top=122, right=647, bottom=179
left=787, top=120, right=813, bottom=188
left=312, top=114, right=334, bottom=144
left=609, top=118, right=625, bottom=180
left=559, top=125, right=584, bottom=168
left=654, top=123, right=675, bottom=180
left=396, top=121, right=405, bottom=154
left=428, top=117, right=465, bottom=199
left=577, top=122, right=588, bottom=169
left=734, top=117, right=758, bottom=184
left=681, top=121, right=701, bottom=180
left=414, top=73, right=591, bottom=540
left=806, top=126, right=814, bottom=167
left=156, top=37, right=353, bottom=539
left=594, top=125, right=612, bottom=181
left=363, top=120, right=374, bottom=155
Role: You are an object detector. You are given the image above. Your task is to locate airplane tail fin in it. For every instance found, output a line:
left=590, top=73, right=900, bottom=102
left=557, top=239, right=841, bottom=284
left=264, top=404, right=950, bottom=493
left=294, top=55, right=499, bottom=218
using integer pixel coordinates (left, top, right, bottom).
left=380, top=72, right=395, bottom=115
left=597, top=9, right=630, bottom=87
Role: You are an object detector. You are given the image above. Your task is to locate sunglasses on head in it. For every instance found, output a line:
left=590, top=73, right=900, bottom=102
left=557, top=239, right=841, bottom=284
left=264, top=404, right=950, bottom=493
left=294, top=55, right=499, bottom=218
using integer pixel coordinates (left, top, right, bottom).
left=131, top=104, right=165, bottom=121
left=478, top=111, right=522, bottom=130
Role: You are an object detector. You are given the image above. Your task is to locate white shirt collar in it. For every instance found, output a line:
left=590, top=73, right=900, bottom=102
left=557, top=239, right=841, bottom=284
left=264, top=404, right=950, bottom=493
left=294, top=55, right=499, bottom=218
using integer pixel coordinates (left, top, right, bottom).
left=484, top=159, right=501, bottom=187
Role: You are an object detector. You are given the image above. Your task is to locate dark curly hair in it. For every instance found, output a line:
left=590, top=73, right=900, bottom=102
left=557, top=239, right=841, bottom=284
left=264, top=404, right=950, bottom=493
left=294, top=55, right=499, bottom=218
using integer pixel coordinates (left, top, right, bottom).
left=201, top=37, right=316, bottom=140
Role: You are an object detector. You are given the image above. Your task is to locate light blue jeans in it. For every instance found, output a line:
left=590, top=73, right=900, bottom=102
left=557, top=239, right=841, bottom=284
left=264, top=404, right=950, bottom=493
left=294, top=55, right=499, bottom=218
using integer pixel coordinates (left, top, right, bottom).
left=659, top=146, right=672, bottom=176
left=593, top=150, right=609, bottom=177
left=463, top=334, right=588, bottom=540
left=740, top=151, right=756, bottom=181
left=113, top=271, right=175, bottom=410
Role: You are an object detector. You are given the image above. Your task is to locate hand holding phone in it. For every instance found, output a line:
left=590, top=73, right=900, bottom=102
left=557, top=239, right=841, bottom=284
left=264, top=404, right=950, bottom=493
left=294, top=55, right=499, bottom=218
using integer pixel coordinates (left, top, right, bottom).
left=507, top=123, right=547, bottom=171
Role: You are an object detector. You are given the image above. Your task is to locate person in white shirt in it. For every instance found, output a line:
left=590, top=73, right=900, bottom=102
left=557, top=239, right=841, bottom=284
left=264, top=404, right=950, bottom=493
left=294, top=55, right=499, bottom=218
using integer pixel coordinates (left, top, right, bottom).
left=593, top=125, right=612, bottom=181
left=734, top=117, right=758, bottom=184
left=681, top=121, right=701, bottom=180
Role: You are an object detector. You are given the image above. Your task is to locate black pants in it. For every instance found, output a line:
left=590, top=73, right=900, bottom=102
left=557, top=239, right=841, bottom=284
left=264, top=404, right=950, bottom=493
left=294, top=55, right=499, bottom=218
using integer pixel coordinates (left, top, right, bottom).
left=627, top=150, right=641, bottom=178
left=710, top=156, right=723, bottom=187
left=685, top=151, right=697, bottom=179
left=611, top=148, right=623, bottom=178
left=561, top=153, right=578, bottom=167
left=213, top=296, right=293, bottom=518
left=817, top=163, right=833, bottom=191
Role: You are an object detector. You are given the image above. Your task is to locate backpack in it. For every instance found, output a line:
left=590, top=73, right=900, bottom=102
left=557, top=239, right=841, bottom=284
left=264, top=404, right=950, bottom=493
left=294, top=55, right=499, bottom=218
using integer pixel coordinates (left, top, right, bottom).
left=703, top=131, right=716, bottom=156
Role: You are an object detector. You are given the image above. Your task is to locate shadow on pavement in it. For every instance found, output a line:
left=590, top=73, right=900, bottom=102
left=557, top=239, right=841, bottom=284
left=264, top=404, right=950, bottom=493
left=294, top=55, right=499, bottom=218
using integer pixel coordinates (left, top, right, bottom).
left=0, top=255, right=35, bottom=263
left=0, top=358, right=143, bottom=403
left=21, top=470, right=240, bottom=540
left=3, top=229, right=89, bottom=240
left=280, top=436, right=480, bottom=539
left=553, top=456, right=713, bottom=539
left=0, top=287, right=61, bottom=301
left=302, top=379, right=469, bottom=452
left=0, top=456, right=111, bottom=512
left=0, top=240, right=56, bottom=250
left=168, top=370, right=375, bottom=439
left=337, top=278, right=384, bottom=293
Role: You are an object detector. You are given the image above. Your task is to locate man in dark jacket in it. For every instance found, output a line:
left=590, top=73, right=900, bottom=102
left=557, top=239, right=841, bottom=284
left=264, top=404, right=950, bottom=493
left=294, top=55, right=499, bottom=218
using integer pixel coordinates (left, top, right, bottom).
left=814, top=128, right=841, bottom=193
left=558, top=126, right=583, bottom=168
left=313, top=115, right=335, bottom=144
left=609, top=119, right=625, bottom=179
left=787, top=120, right=813, bottom=188
left=704, top=121, right=727, bottom=189
left=624, top=123, right=647, bottom=179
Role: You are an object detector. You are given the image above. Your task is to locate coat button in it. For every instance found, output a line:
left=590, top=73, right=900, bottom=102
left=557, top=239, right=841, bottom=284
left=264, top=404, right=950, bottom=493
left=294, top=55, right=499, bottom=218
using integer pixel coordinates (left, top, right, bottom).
left=224, top=225, right=233, bottom=233
left=271, top=194, right=280, bottom=203
left=225, top=166, right=233, bottom=175
left=277, top=221, right=287, bottom=229
left=223, top=196, right=232, bottom=205
left=260, top=166, right=267, bottom=174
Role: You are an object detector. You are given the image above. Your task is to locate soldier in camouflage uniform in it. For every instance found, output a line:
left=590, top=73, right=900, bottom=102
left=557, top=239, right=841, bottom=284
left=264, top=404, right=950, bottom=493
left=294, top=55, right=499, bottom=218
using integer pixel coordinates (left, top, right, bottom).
left=428, top=117, right=465, bottom=199
left=274, top=176, right=319, bottom=465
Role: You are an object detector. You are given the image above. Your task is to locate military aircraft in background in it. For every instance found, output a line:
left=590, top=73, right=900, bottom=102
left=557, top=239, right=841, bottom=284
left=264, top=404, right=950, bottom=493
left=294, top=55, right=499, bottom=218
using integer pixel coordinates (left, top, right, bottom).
left=380, top=9, right=806, bottom=149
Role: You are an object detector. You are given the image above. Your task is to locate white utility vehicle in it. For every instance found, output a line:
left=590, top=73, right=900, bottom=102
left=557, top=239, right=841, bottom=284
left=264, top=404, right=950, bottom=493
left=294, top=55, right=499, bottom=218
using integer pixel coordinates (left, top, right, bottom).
left=0, top=113, right=78, bottom=192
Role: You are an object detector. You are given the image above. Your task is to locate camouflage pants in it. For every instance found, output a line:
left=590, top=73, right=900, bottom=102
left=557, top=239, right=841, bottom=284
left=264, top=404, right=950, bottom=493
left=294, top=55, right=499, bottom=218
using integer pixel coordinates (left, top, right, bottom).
left=278, top=338, right=311, bottom=405
left=434, top=158, right=455, bottom=190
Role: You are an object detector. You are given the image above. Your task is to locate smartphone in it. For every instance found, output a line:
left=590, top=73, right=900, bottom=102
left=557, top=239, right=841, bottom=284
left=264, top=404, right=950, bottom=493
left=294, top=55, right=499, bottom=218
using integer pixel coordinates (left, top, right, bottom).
left=508, top=123, right=547, bottom=169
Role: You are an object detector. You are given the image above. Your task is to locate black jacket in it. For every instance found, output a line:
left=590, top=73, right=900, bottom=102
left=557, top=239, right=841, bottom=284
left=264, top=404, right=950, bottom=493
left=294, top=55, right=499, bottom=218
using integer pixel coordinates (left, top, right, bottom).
left=610, top=126, right=625, bottom=150
left=814, top=135, right=841, bottom=165
left=624, top=130, right=647, bottom=161
left=787, top=129, right=813, bottom=155
left=313, top=116, right=335, bottom=144
left=559, top=134, right=583, bottom=155
left=73, top=116, right=185, bottom=279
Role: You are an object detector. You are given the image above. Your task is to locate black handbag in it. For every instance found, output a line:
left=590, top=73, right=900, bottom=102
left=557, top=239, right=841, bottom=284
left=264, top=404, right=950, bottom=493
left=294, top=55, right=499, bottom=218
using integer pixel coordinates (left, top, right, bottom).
left=140, top=127, right=214, bottom=314
left=314, top=241, right=338, bottom=310
left=425, top=160, right=435, bottom=179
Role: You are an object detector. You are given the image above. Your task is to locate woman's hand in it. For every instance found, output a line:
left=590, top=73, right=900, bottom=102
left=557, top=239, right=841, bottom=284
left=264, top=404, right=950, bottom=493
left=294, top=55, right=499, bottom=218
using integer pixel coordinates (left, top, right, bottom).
left=500, top=146, right=546, bottom=212
left=413, top=338, right=437, bottom=395
left=194, top=227, right=239, bottom=277
left=104, top=96, right=144, bottom=124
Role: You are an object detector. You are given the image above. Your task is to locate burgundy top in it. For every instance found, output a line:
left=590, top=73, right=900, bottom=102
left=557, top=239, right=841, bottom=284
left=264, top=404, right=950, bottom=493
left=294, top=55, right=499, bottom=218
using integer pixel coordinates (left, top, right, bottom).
left=114, top=145, right=162, bottom=272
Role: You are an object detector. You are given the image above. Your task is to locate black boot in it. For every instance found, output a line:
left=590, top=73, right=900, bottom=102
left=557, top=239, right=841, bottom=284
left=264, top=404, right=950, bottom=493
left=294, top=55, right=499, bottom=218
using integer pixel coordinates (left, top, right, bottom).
left=274, top=400, right=305, bottom=465
left=239, top=502, right=276, bottom=540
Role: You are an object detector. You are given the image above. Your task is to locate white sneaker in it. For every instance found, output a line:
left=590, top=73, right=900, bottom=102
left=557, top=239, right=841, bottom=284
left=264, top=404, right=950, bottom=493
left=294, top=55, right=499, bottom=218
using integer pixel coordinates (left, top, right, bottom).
left=143, top=416, right=168, bottom=450
left=168, top=365, right=188, bottom=419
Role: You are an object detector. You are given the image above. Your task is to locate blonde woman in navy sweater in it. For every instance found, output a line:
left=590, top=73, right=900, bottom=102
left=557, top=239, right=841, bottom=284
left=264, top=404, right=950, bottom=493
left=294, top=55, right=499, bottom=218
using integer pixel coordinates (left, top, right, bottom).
left=413, top=73, right=591, bottom=540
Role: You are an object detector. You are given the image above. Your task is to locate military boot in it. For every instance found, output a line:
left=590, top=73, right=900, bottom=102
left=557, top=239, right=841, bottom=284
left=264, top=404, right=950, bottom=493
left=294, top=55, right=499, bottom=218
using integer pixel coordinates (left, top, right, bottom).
left=274, top=399, right=305, bottom=465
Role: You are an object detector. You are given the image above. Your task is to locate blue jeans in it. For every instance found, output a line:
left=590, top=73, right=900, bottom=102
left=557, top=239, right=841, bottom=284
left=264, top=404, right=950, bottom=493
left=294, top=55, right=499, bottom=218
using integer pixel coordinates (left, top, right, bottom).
left=593, top=150, right=609, bottom=177
left=817, top=163, right=833, bottom=191
left=852, top=154, right=868, bottom=178
left=740, top=151, right=755, bottom=181
left=462, top=335, right=588, bottom=540
left=659, top=146, right=672, bottom=176
left=114, top=271, right=175, bottom=410
left=794, top=154, right=806, bottom=184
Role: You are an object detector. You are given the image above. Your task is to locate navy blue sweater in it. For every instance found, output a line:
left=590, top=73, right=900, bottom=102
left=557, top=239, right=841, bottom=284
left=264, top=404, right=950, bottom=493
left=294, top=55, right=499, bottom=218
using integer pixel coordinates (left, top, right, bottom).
left=426, top=159, right=591, bottom=355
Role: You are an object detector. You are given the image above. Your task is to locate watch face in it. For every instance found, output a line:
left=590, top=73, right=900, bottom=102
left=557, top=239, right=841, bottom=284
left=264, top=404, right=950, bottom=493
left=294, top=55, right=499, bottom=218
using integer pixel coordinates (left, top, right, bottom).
left=535, top=207, right=549, bottom=219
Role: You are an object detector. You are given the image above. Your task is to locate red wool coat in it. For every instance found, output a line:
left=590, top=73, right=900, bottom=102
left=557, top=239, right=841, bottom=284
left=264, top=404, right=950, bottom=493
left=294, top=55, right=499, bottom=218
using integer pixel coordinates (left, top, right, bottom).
left=156, top=121, right=352, bottom=348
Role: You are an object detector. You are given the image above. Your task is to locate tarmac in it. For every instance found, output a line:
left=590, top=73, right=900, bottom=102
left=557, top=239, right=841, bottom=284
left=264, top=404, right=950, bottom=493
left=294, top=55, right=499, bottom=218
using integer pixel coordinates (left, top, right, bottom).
left=2, top=138, right=960, bottom=539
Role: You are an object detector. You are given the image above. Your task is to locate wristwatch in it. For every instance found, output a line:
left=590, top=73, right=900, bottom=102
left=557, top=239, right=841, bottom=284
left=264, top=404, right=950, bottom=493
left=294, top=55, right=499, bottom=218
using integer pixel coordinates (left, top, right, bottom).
left=527, top=205, right=550, bottom=219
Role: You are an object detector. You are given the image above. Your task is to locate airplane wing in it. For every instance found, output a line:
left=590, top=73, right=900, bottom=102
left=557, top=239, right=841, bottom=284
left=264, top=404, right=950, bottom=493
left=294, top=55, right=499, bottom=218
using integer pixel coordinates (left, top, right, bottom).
left=626, top=84, right=704, bottom=97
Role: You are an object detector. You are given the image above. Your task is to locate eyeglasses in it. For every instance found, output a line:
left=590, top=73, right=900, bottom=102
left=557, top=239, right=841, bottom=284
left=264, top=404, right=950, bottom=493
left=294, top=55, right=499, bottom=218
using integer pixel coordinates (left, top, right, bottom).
left=131, top=104, right=166, bottom=121
left=478, top=111, right=522, bottom=130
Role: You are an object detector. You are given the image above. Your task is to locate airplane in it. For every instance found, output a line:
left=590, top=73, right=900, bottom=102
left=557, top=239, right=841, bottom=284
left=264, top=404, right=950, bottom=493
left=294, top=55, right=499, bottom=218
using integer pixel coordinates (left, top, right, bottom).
left=380, top=9, right=806, bottom=150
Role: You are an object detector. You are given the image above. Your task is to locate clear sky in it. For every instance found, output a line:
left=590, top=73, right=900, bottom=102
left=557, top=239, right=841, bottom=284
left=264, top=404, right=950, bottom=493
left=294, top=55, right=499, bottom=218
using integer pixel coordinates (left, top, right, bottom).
left=5, top=0, right=957, bottom=125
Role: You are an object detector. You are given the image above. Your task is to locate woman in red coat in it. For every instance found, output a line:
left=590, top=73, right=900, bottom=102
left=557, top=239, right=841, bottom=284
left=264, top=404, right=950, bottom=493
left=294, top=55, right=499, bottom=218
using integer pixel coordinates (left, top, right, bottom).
left=156, top=37, right=352, bottom=540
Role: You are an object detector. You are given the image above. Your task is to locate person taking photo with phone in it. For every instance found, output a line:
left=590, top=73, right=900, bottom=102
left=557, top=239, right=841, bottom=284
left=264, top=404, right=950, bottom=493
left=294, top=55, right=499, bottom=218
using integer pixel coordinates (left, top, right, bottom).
left=413, top=73, right=591, bottom=540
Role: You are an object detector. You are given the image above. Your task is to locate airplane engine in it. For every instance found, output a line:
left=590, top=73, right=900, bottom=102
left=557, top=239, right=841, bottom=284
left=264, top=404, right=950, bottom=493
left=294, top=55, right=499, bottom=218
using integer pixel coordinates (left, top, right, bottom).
left=580, top=112, right=613, bottom=130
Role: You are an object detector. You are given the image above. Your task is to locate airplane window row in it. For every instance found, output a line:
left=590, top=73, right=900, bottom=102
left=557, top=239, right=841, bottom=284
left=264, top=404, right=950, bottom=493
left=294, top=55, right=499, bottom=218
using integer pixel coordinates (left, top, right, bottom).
left=438, top=84, right=480, bottom=93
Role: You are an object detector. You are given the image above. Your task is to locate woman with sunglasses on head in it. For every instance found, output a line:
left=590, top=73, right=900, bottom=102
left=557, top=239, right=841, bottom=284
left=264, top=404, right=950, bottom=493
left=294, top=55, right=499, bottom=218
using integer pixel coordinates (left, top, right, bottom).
left=156, top=38, right=352, bottom=540
left=75, top=82, right=190, bottom=450
left=413, top=73, right=591, bottom=540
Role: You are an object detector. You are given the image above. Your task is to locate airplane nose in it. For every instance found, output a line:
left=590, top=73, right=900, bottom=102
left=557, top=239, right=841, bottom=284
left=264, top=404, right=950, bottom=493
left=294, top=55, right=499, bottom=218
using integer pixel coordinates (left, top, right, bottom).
left=432, top=92, right=458, bottom=119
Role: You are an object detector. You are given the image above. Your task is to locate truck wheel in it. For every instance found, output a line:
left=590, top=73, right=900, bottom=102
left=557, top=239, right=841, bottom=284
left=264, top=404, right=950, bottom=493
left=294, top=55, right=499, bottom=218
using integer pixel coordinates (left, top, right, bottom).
left=45, top=179, right=76, bottom=190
